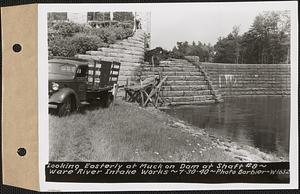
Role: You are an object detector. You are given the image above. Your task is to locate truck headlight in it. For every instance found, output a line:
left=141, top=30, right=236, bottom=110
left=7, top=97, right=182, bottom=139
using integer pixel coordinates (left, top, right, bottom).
left=52, top=82, right=59, bottom=91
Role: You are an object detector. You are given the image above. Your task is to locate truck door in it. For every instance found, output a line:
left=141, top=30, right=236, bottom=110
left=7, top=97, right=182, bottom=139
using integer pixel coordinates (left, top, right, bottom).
left=74, top=66, right=88, bottom=101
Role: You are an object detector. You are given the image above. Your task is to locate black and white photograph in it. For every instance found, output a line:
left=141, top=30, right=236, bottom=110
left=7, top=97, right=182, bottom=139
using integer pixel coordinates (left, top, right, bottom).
left=39, top=2, right=298, bottom=191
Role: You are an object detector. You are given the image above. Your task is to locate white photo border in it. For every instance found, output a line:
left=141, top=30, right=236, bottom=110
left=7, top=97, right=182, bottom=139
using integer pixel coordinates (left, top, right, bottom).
left=38, top=2, right=298, bottom=191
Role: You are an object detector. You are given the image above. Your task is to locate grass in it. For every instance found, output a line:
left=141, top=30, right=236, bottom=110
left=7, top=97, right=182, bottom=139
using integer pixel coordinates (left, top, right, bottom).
left=49, top=99, right=283, bottom=162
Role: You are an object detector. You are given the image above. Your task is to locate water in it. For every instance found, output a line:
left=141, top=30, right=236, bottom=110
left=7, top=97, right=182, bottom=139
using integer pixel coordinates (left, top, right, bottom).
left=163, top=96, right=290, bottom=157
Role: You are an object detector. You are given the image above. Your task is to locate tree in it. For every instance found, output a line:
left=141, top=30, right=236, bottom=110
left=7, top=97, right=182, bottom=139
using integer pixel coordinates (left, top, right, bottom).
left=171, top=41, right=214, bottom=62
left=241, top=11, right=290, bottom=64
left=169, top=11, right=290, bottom=64
left=232, top=25, right=241, bottom=63
left=214, top=11, right=290, bottom=64
left=213, top=27, right=242, bottom=63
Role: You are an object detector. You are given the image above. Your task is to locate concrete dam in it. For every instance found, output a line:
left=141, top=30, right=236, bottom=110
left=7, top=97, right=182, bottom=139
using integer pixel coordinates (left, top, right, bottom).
left=77, top=30, right=291, bottom=105
left=200, top=63, right=290, bottom=96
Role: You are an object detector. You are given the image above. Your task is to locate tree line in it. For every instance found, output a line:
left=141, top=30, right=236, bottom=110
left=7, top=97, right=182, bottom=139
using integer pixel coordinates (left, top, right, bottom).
left=171, top=11, right=290, bottom=64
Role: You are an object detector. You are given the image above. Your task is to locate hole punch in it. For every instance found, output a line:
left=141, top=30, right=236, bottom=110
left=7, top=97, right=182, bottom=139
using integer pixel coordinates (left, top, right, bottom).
left=17, top=148, right=27, bottom=157
left=12, top=44, right=22, bottom=53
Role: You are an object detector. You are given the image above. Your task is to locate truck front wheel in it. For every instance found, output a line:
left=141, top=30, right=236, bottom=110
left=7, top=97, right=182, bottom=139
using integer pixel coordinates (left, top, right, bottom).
left=57, top=96, right=73, bottom=117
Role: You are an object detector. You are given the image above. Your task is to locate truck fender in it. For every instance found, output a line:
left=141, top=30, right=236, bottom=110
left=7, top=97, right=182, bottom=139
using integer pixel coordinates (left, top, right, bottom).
left=49, top=88, right=80, bottom=109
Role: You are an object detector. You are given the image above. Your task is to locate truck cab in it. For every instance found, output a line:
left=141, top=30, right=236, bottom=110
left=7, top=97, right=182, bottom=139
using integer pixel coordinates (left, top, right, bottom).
left=48, top=57, right=120, bottom=116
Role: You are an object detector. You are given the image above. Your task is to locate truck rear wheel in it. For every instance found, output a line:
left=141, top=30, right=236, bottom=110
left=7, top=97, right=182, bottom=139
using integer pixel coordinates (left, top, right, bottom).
left=100, top=91, right=113, bottom=108
left=57, top=96, right=73, bottom=117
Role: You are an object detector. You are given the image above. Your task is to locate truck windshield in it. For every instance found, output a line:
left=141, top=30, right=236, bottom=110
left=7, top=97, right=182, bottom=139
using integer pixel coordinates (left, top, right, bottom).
left=48, top=62, right=76, bottom=75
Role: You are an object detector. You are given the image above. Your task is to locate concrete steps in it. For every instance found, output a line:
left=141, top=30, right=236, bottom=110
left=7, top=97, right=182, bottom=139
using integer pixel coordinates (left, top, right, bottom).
left=140, top=58, right=222, bottom=105
left=142, top=71, right=204, bottom=76
left=164, top=80, right=207, bottom=86
left=141, top=64, right=196, bottom=68
left=113, top=42, right=145, bottom=49
left=169, top=100, right=216, bottom=106
left=165, top=75, right=206, bottom=81
left=86, top=52, right=144, bottom=62
left=108, top=44, right=145, bottom=52
left=77, top=29, right=147, bottom=86
left=161, top=90, right=212, bottom=97
left=162, top=85, right=209, bottom=91
left=170, top=95, right=214, bottom=102
left=141, top=66, right=197, bottom=72
left=76, top=54, right=143, bottom=63
left=140, top=75, right=206, bottom=82
left=87, top=50, right=144, bottom=57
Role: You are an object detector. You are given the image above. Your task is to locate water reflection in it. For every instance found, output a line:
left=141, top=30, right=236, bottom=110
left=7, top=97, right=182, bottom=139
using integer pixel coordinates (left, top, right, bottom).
left=163, top=96, right=290, bottom=157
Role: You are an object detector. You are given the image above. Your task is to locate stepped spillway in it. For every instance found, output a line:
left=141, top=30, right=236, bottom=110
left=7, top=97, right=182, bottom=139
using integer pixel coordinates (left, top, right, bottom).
left=200, top=63, right=290, bottom=96
left=140, top=59, right=223, bottom=105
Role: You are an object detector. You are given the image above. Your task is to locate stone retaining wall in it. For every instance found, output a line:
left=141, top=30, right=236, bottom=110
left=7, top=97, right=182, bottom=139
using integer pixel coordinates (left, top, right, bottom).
left=200, top=63, right=291, bottom=96
left=76, top=29, right=147, bottom=87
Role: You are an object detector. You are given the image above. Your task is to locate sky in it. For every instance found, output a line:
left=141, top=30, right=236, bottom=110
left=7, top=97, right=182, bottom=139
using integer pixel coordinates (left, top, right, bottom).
left=44, top=2, right=294, bottom=51
left=149, top=2, right=289, bottom=50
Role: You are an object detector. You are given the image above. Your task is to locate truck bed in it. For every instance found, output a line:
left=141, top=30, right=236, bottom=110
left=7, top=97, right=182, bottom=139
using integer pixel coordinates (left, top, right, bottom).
left=87, top=60, right=121, bottom=91
left=86, top=86, right=113, bottom=93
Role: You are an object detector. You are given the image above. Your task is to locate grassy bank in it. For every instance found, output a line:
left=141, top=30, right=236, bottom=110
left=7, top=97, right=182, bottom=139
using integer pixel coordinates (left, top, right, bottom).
left=49, top=99, right=283, bottom=162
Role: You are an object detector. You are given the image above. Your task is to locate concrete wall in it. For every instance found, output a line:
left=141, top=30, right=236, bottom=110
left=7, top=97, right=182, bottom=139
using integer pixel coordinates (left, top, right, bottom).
left=77, top=30, right=147, bottom=87
left=200, top=63, right=290, bottom=96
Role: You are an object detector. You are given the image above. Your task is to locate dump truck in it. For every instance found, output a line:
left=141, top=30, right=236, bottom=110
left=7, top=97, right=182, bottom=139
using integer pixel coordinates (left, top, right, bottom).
left=48, top=57, right=120, bottom=116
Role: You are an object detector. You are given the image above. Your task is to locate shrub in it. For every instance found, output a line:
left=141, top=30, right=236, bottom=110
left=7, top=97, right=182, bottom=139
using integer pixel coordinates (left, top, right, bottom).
left=70, top=33, right=107, bottom=54
left=90, top=27, right=117, bottom=44
left=48, top=37, right=76, bottom=57
left=114, top=26, right=133, bottom=40
left=49, top=34, right=106, bottom=57
left=50, top=21, right=90, bottom=37
left=169, top=50, right=185, bottom=59
left=145, top=47, right=172, bottom=66
left=119, top=22, right=134, bottom=29
left=89, top=25, right=133, bottom=43
left=48, top=21, right=134, bottom=57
